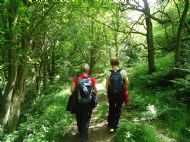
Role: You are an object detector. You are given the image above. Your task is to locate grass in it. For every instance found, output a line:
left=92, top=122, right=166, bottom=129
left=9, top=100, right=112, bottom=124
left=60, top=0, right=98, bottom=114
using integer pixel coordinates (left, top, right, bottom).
left=115, top=121, right=160, bottom=142
left=116, top=53, right=190, bottom=142
left=96, top=101, right=108, bottom=120
left=1, top=87, right=75, bottom=142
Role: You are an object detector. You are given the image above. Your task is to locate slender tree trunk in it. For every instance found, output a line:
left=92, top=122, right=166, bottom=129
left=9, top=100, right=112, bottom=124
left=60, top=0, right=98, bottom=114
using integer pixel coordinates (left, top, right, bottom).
left=143, top=0, right=155, bottom=74
left=103, top=26, right=111, bottom=58
left=3, top=31, right=29, bottom=132
left=115, top=7, right=119, bottom=57
left=1, top=0, right=18, bottom=130
left=175, top=0, right=189, bottom=68
left=89, top=19, right=94, bottom=74
left=2, top=48, right=17, bottom=130
left=1, top=1, right=30, bottom=131
left=49, top=46, right=55, bottom=83
left=6, top=65, right=28, bottom=132
left=42, top=45, right=48, bottom=91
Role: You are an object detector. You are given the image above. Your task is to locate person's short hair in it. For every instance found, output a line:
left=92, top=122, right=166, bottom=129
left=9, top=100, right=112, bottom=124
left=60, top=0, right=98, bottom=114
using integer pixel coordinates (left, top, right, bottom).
left=110, top=57, right=119, bottom=66
left=81, top=63, right=90, bottom=73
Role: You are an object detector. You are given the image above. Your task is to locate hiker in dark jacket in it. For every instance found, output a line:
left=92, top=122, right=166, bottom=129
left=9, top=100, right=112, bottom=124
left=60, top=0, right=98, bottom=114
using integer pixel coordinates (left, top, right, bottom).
left=71, top=63, right=98, bottom=142
left=106, top=57, right=129, bottom=132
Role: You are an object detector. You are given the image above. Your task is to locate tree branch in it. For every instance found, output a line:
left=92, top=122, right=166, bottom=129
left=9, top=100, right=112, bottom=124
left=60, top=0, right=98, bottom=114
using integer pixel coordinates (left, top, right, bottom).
left=85, top=13, right=146, bottom=36
left=124, top=3, right=171, bottom=24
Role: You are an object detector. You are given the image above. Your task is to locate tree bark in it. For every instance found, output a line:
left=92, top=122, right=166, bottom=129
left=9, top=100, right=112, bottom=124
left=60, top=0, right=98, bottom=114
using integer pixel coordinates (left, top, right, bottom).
left=1, top=1, right=29, bottom=132
left=143, top=0, right=155, bottom=74
left=115, top=7, right=119, bottom=57
left=42, top=44, right=48, bottom=91
left=175, top=0, right=189, bottom=68
left=48, top=45, right=55, bottom=84
left=1, top=0, right=18, bottom=129
left=6, top=65, right=28, bottom=132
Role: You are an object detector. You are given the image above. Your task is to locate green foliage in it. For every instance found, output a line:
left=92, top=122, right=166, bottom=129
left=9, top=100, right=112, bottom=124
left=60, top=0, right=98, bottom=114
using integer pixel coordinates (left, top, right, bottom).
left=157, top=104, right=190, bottom=141
left=129, top=53, right=175, bottom=89
left=96, top=101, right=108, bottom=120
left=115, top=122, right=159, bottom=142
left=171, top=70, right=190, bottom=102
left=3, top=88, right=74, bottom=142
left=0, top=125, right=3, bottom=141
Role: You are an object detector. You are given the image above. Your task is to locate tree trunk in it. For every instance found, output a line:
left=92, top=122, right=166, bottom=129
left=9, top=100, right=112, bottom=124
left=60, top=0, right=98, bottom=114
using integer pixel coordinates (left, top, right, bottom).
left=115, top=7, right=119, bottom=57
left=6, top=65, right=28, bottom=132
left=143, top=0, right=155, bottom=74
left=1, top=0, right=29, bottom=131
left=42, top=45, right=48, bottom=91
left=2, top=48, right=17, bottom=130
left=1, top=0, right=18, bottom=130
left=175, top=0, right=189, bottom=69
left=48, top=45, right=55, bottom=84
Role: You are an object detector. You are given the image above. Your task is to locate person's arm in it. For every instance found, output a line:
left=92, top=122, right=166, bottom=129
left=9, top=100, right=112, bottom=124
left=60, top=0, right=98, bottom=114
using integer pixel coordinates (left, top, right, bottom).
left=71, top=77, right=77, bottom=93
left=121, top=69, right=129, bottom=86
left=106, top=73, right=111, bottom=101
left=71, top=82, right=76, bottom=93
left=93, top=84, right=98, bottom=93
left=91, top=77, right=98, bottom=93
left=124, top=76, right=129, bottom=85
left=106, top=75, right=110, bottom=93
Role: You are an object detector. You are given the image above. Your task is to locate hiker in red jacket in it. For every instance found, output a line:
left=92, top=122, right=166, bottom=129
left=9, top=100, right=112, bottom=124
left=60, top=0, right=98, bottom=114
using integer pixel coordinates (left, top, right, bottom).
left=106, top=57, right=129, bottom=132
left=71, top=63, right=98, bottom=142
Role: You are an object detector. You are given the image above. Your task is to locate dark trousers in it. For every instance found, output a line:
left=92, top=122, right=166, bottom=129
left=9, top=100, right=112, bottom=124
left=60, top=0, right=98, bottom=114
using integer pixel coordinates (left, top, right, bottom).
left=107, top=93, right=124, bottom=128
left=75, top=103, right=92, bottom=142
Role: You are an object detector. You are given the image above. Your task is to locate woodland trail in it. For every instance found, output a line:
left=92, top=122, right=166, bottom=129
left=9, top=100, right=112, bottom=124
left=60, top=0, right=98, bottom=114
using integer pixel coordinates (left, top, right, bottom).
left=62, top=82, right=116, bottom=142
left=61, top=82, right=176, bottom=142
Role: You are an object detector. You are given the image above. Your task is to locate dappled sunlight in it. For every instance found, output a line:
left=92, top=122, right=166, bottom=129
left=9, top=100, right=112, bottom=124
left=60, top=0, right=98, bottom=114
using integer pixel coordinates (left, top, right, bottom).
left=56, top=88, right=71, bottom=96
left=89, top=119, right=115, bottom=142
left=89, top=120, right=107, bottom=129
left=141, top=104, right=157, bottom=121
left=96, top=83, right=105, bottom=92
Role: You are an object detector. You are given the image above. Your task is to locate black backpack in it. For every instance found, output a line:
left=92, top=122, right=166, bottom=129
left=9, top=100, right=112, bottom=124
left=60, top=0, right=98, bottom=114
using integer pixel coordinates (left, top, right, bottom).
left=108, top=69, right=124, bottom=94
left=77, top=76, right=92, bottom=104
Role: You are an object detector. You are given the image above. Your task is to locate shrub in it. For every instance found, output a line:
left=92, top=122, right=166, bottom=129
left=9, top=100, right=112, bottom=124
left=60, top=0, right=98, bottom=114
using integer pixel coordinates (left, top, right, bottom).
left=129, top=53, right=175, bottom=89
left=115, top=121, right=159, bottom=142
left=3, top=90, right=75, bottom=142
left=171, top=70, right=190, bottom=103
left=96, top=101, right=108, bottom=120
left=157, top=104, right=190, bottom=141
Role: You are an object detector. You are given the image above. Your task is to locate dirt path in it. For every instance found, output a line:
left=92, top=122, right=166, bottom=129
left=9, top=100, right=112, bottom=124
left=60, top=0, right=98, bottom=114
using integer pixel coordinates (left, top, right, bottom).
left=62, top=83, right=115, bottom=142
left=62, top=82, right=176, bottom=142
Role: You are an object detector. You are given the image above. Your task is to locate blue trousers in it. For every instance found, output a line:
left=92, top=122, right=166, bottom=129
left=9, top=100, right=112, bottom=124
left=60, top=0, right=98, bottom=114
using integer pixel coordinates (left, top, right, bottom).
left=107, top=93, right=124, bottom=128
left=76, top=103, right=92, bottom=142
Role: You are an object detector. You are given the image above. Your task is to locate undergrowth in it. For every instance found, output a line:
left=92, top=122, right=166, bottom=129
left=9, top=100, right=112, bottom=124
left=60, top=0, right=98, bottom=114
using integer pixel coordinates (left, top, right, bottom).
left=1, top=88, right=74, bottom=142
left=117, top=53, right=190, bottom=142
left=115, top=121, right=159, bottom=142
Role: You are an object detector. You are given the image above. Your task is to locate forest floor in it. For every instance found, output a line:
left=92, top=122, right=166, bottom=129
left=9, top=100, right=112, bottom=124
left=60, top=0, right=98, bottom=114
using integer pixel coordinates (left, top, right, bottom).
left=61, top=82, right=177, bottom=142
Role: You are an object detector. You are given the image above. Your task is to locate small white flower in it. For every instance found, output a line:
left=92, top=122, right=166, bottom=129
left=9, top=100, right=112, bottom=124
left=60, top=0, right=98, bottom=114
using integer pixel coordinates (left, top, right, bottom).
left=125, top=132, right=132, bottom=138
left=133, top=118, right=140, bottom=122
left=147, top=104, right=157, bottom=116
